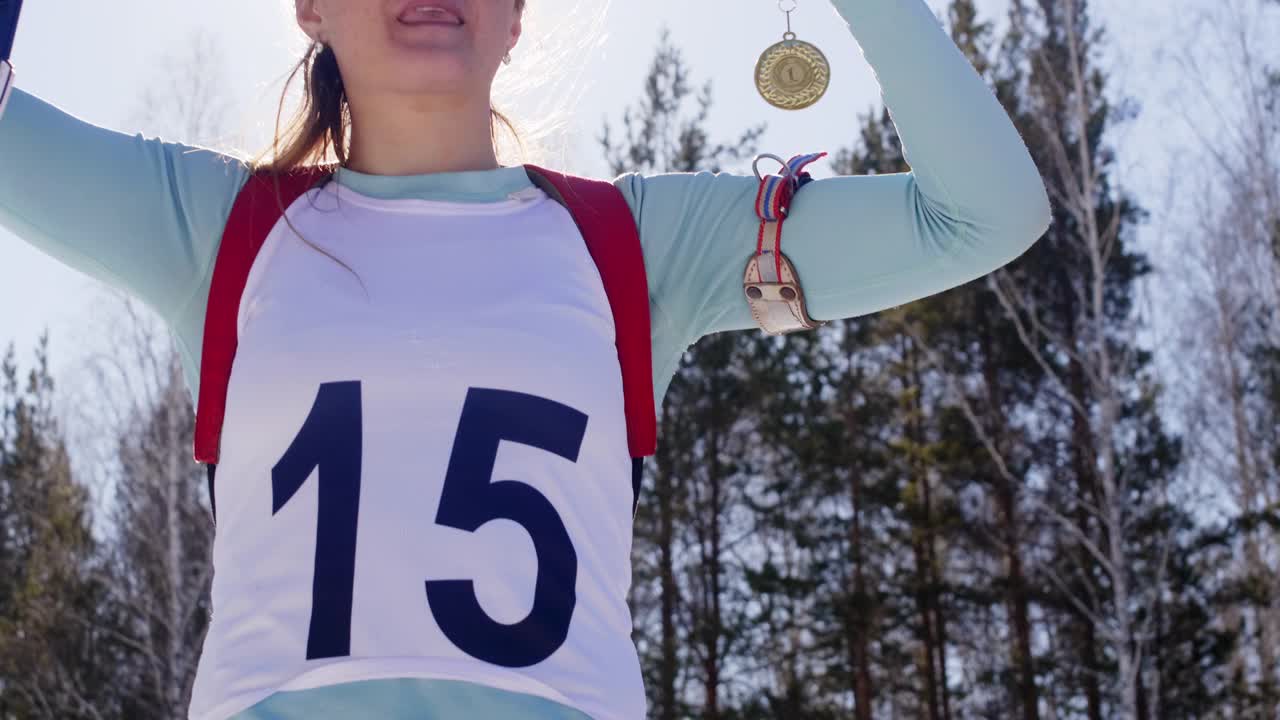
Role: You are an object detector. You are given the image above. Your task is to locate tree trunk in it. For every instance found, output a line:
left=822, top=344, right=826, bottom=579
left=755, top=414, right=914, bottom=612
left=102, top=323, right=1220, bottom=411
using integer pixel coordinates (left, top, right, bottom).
left=906, top=337, right=942, bottom=720
left=912, top=339, right=952, bottom=720
left=843, top=429, right=875, bottom=720
left=1002, top=482, right=1039, bottom=720
left=1060, top=276, right=1105, bottom=720
left=980, top=311, right=1040, bottom=720
left=699, top=387, right=724, bottom=720
left=1081, top=614, right=1104, bottom=720
left=656, top=402, right=678, bottom=720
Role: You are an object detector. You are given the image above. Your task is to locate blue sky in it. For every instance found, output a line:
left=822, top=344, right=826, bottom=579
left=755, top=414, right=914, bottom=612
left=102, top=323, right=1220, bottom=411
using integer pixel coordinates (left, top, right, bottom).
left=0, top=0, right=1219, bottom=378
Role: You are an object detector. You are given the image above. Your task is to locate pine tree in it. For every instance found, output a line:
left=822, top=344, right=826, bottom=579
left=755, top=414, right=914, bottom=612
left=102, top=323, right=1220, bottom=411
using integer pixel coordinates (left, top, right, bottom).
left=907, top=4, right=1049, bottom=718
left=0, top=335, right=123, bottom=719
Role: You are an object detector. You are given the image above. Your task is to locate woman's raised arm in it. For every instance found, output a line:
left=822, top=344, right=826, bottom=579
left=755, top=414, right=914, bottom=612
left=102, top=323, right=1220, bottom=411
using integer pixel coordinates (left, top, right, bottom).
left=0, top=87, right=251, bottom=324
left=616, top=0, right=1052, bottom=378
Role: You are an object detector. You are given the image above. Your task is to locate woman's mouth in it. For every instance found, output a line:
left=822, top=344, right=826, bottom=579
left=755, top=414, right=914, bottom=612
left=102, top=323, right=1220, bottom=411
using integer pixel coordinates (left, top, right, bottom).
left=397, top=5, right=465, bottom=26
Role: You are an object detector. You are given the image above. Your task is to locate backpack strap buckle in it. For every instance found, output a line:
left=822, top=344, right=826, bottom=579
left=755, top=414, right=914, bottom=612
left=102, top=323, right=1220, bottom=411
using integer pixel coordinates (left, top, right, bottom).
left=745, top=151, right=828, bottom=335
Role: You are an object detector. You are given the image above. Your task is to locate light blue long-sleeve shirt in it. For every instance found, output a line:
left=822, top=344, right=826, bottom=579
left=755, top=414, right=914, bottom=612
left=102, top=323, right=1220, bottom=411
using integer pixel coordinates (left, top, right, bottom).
left=0, top=0, right=1050, bottom=716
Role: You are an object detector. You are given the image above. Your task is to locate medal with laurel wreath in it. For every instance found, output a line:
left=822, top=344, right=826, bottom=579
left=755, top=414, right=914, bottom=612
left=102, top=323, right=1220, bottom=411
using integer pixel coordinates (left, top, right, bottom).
left=755, top=0, right=830, bottom=110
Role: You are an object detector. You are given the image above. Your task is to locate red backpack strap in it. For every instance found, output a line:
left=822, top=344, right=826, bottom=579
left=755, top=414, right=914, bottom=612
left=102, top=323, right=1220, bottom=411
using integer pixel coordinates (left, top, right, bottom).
left=194, top=165, right=335, bottom=465
left=523, top=164, right=657, bottom=460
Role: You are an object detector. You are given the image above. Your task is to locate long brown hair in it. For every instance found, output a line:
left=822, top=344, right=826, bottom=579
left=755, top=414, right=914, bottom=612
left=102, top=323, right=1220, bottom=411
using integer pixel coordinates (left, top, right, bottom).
left=245, top=0, right=529, bottom=293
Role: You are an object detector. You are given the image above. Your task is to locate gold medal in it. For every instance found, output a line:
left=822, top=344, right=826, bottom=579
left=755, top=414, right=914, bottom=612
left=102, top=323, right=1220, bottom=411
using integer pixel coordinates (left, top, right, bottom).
left=755, top=1, right=830, bottom=110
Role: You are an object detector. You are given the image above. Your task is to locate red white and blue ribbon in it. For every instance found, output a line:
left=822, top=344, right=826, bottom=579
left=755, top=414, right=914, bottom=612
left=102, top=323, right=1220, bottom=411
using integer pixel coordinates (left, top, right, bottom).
left=751, top=151, right=827, bottom=282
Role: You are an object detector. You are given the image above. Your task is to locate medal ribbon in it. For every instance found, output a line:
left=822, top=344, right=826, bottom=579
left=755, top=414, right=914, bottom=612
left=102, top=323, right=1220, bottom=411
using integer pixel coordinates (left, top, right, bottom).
left=752, top=151, right=827, bottom=282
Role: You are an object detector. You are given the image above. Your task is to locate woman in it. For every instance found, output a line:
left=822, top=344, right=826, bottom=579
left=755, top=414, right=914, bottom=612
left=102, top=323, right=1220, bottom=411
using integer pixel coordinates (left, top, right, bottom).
left=0, top=0, right=1051, bottom=718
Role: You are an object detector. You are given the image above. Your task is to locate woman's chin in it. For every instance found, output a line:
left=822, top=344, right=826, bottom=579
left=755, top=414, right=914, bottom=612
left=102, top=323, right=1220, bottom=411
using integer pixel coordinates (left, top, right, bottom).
left=384, top=40, right=476, bottom=68
left=377, top=68, right=480, bottom=97
left=380, top=51, right=475, bottom=84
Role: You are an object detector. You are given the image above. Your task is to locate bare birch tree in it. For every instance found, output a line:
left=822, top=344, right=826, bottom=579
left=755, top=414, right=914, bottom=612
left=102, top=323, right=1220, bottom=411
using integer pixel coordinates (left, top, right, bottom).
left=900, top=0, right=1169, bottom=716
left=75, top=299, right=213, bottom=717
left=1165, top=0, right=1280, bottom=709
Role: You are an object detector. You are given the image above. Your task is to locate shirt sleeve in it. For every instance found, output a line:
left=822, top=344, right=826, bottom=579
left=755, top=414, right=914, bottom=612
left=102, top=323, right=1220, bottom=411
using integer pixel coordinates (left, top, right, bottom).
left=615, top=0, right=1052, bottom=375
left=0, top=86, right=251, bottom=324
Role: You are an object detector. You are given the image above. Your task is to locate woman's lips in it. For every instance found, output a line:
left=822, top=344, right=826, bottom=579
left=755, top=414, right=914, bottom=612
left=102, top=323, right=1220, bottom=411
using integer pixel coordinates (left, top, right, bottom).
left=397, top=7, right=464, bottom=25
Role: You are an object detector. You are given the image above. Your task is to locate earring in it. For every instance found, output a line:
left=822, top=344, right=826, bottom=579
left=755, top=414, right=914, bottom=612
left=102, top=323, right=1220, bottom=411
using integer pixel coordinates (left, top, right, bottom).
left=502, top=51, right=512, bottom=65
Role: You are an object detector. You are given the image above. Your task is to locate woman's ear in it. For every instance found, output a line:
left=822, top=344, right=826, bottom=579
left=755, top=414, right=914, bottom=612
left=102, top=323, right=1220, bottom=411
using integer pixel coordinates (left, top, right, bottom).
left=296, top=0, right=324, bottom=44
